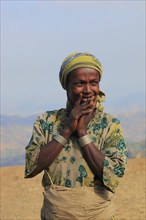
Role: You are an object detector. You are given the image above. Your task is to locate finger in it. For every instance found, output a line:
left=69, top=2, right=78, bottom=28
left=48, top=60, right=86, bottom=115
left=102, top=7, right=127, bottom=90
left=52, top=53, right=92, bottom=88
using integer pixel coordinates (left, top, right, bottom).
left=75, top=93, right=83, bottom=106
left=80, top=102, right=94, bottom=111
left=77, top=108, right=93, bottom=118
left=88, top=96, right=95, bottom=102
left=84, top=99, right=96, bottom=113
left=70, top=106, right=83, bottom=120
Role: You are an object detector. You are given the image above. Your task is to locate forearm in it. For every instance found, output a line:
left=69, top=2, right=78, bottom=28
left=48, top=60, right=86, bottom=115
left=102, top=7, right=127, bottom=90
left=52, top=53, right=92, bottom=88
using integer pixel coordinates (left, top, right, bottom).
left=27, top=129, right=72, bottom=178
left=77, top=128, right=105, bottom=180
left=26, top=139, right=64, bottom=177
left=81, top=143, right=105, bottom=180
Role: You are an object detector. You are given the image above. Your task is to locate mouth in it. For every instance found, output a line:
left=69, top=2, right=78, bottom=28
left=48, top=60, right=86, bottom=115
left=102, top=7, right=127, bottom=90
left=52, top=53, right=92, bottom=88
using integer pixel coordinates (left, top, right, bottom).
left=82, top=97, right=89, bottom=102
left=81, top=96, right=94, bottom=103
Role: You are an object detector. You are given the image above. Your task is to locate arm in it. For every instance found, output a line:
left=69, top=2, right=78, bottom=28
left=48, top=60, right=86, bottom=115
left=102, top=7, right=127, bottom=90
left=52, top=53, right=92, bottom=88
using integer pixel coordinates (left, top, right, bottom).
left=26, top=128, right=72, bottom=178
left=101, top=121, right=128, bottom=192
left=77, top=126, right=105, bottom=180
left=76, top=114, right=128, bottom=192
left=80, top=142, right=105, bottom=180
left=25, top=96, right=94, bottom=178
left=26, top=140, right=64, bottom=178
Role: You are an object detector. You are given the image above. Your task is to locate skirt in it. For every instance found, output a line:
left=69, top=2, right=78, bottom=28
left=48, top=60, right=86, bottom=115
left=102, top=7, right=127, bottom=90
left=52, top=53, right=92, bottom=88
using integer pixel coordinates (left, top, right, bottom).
left=41, top=184, right=115, bottom=220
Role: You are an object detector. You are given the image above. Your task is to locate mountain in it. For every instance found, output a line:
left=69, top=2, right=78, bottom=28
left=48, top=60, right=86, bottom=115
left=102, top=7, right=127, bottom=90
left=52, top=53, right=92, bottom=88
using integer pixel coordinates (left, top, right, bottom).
left=0, top=108, right=145, bottom=166
left=1, top=114, right=37, bottom=127
left=117, top=109, right=145, bottom=142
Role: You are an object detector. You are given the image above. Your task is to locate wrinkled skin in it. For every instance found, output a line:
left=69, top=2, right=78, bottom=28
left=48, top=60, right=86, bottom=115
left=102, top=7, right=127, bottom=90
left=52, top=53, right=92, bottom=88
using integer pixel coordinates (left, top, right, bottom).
left=62, top=67, right=100, bottom=137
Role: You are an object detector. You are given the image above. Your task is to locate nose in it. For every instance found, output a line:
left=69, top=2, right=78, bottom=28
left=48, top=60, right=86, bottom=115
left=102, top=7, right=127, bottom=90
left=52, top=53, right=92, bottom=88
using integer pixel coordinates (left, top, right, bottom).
left=83, top=83, right=91, bottom=93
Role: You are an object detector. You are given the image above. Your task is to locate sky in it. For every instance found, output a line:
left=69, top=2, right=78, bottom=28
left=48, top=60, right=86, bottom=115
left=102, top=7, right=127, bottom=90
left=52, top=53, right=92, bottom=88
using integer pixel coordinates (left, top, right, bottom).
left=1, top=0, right=145, bottom=116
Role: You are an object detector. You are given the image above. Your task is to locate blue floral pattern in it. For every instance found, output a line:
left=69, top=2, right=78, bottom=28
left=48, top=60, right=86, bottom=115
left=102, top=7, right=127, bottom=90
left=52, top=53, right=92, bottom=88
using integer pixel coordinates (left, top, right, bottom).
left=65, top=179, right=72, bottom=187
left=64, top=145, right=71, bottom=152
left=25, top=109, right=128, bottom=193
left=117, top=139, right=126, bottom=151
left=40, top=119, right=53, bottom=134
left=76, top=165, right=88, bottom=183
left=70, top=156, right=76, bottom=164
left=112, top=118, right=120, bottom=124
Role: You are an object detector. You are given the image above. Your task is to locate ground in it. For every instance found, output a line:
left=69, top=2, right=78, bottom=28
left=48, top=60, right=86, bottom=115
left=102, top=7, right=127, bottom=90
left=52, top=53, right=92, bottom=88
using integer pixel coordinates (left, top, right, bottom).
left=0, top=158, right=145, bottom=220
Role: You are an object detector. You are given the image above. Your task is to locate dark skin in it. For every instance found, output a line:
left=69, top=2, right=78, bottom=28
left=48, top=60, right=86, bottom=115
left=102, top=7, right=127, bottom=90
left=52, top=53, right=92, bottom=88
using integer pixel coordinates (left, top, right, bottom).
left=27, top=67, right=105, bottom=180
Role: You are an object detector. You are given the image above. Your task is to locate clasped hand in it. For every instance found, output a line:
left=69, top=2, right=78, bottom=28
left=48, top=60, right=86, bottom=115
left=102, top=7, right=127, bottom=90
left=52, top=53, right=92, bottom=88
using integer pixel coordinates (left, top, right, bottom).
left=64, top=94, right=97, bottom=137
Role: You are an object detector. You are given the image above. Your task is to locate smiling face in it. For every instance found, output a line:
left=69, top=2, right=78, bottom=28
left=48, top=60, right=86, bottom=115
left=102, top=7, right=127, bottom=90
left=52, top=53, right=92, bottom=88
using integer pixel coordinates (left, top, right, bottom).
left=66, top=67, right=100, bottom=108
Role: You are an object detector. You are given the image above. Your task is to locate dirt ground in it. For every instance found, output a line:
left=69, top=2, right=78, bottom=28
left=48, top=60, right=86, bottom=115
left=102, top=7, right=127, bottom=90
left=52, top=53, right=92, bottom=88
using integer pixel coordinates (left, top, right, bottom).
left=0, top=158, right=145, bottom=220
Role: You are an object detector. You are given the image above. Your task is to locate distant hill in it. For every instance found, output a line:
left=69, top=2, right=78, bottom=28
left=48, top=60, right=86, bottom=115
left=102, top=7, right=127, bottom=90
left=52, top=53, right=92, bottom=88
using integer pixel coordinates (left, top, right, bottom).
left=117, top=110, right=145, bottom=142
left=1, top=114, right=37, bottom=127
left=1, top=108, right=145, bottom=166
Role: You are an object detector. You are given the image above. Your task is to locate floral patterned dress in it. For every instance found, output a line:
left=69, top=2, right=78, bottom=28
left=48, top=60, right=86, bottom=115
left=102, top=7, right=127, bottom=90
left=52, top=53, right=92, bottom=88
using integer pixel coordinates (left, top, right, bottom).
left=25, top=108, right=128, bottom=193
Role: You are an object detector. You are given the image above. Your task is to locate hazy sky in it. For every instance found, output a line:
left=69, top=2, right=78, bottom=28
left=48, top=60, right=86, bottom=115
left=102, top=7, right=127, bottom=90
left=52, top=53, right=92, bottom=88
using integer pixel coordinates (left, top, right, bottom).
left=1, top=0, right=145, bottom=115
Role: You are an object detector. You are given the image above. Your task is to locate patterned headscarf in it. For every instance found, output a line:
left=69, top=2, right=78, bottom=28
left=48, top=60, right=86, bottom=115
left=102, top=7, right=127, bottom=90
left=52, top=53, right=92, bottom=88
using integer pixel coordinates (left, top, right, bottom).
left=59, top=52, right=102, bottom=90
left=59, top=52, right=105, bottom=112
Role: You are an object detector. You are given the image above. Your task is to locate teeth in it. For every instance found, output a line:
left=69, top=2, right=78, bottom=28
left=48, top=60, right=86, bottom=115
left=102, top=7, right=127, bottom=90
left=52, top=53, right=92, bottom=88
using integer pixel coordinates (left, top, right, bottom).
left=83, top=98, right=89, bottom=102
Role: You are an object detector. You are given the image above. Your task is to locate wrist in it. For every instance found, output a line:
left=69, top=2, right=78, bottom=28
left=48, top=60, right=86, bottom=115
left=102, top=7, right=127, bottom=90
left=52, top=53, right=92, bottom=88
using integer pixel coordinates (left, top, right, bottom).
left=77, top=130, right=87, bottom=138
left=53, top=133, right=68, bottom=146
left=60, top=127, right=72, bottom=139
left=78, top=134, right=92, bottom=147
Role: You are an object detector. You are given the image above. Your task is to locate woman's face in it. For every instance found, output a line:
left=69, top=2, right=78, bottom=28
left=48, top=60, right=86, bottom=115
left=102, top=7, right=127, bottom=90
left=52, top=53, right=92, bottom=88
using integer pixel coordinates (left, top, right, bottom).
left=67, top=67, right=100, bottom=107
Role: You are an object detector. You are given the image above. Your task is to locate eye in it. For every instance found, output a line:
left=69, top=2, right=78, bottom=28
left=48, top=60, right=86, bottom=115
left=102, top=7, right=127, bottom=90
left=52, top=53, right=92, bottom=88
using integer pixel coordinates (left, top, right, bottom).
left=74, top=81, right=84, bottom=86
left=91, top=81, right=99, bottom=85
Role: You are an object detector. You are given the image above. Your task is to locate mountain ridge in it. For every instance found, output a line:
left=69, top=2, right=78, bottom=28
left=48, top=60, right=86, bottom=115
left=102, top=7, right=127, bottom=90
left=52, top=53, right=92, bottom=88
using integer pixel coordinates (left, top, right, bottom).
left=1, top=108, right=145, bottom=166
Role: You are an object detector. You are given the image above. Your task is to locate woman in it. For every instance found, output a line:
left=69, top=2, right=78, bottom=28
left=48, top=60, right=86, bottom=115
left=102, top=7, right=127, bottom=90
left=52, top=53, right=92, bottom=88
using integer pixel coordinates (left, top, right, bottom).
left=25, top=52, right=128, bottom=220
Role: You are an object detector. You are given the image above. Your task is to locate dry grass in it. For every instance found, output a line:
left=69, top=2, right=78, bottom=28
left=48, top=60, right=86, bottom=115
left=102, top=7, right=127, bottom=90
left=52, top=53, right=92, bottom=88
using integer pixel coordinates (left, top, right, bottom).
left=0, top=158, right=145, bottom=220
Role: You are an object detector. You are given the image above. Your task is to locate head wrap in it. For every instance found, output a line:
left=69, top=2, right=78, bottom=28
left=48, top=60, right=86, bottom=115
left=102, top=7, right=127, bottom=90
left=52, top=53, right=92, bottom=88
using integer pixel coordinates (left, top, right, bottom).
left=59, top=52, right=102, bottom=90
left=59, top=52, right=105, bottom=112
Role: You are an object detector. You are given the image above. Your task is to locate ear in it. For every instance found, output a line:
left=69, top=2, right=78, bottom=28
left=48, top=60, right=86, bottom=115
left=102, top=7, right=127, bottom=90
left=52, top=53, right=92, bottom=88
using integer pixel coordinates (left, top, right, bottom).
left=66, top=91, right=71, bottom=110
left=66, top=90, right=70, bottom=100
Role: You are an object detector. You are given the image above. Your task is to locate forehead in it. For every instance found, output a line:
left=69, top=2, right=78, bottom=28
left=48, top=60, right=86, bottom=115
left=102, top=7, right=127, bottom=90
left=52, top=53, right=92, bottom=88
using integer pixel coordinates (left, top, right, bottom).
left=68, top=67, right=100, bottom=82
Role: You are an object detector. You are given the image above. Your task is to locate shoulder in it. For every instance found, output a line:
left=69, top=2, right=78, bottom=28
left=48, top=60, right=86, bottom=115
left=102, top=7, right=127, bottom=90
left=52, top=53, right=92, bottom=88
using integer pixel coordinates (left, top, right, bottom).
left=103, top=112, right=121, bottom=124
left=101, top=112, right=125, bottom=137
left=36, top=108, right=66, bottom=122
left=94, top=111, right=122, bottom=129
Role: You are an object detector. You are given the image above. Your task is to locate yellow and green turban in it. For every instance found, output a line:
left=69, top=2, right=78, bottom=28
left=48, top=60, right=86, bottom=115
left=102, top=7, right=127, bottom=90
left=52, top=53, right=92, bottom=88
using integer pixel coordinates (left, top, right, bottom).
left=59, top=52, right=102, bottom=90
left=59, top=52, right=105, bottom=112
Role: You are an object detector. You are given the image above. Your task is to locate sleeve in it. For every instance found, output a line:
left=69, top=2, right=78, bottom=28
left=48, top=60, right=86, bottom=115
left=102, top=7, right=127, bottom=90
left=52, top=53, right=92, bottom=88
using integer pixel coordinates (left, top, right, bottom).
left=24, top=116, right=47, bottom=178
left=101, top=118, right=128, bottom=193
